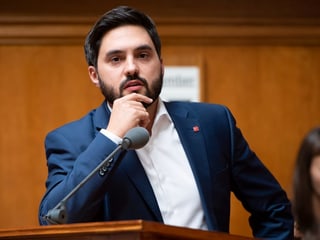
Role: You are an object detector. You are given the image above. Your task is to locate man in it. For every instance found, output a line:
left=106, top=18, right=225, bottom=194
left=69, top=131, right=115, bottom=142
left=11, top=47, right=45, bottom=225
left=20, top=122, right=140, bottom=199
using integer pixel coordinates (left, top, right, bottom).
left=39, top=6, right=293, bottom=239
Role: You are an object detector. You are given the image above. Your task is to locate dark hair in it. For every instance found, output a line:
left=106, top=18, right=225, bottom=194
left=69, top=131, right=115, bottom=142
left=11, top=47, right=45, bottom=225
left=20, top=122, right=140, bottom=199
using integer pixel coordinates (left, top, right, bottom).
left=293, top=126, right=320, bottom=235
left=84, top=6, right=161, bottom=68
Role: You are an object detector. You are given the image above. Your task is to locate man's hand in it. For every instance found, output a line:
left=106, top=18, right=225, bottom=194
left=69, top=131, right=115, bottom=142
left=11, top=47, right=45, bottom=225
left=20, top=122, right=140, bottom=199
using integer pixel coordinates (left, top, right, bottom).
left=106, top=93, right=153, bottom=138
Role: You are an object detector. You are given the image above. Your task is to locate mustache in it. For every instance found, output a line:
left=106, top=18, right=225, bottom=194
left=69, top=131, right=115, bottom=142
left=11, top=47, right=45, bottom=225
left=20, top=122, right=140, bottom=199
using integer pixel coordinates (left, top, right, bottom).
left=119, top=74, right=148, bottom=91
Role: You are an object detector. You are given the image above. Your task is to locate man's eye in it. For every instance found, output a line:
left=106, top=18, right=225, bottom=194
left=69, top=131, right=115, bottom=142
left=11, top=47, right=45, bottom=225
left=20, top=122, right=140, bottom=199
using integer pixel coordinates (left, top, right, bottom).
left=111, top=57, right=120, bottom=62
left=139, top=53, right=149, bottom=59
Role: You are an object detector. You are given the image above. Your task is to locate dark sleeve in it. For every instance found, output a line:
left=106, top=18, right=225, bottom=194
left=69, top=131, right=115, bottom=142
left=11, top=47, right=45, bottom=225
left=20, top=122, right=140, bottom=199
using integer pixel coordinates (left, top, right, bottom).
left=38, top=128, right=119, bottom=225
left=225, top=107, right=294, bottom=239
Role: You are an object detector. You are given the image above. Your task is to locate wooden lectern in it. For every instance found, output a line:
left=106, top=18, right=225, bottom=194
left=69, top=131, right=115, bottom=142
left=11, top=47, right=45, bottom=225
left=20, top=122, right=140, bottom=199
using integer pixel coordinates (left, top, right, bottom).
left=0, top=220, right=254, bottom=240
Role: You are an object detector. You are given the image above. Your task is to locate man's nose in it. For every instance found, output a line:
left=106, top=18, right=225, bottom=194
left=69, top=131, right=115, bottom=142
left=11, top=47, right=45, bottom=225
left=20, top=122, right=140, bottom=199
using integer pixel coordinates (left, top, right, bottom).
left=124, top=57, right=139, bottom=76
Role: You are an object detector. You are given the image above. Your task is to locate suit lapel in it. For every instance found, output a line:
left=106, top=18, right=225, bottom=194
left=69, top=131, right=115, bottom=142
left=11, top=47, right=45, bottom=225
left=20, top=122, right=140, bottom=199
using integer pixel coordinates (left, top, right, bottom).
left=165, top=102, right=216, bottom=230
left=165, top=102, right=211, bottom=190
left=92, top=101, right=111, bottom=134
left=122, top=150, right=163, bottom=221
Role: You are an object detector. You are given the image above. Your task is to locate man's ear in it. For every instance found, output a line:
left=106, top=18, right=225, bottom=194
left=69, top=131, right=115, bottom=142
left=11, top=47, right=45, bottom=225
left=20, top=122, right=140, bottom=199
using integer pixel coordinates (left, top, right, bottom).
left=88, top=66, right=100, bottom=87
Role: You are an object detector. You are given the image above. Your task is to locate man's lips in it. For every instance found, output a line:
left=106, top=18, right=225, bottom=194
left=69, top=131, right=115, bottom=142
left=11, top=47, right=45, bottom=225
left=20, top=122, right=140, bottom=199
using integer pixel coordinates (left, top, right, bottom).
left=123, top=80, right=144, bottom=91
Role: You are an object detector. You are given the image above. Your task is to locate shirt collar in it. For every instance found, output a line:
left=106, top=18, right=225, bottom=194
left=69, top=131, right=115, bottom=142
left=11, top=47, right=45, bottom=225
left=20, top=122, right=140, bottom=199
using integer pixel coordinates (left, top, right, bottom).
left=153, top=98, right=172, bottom=126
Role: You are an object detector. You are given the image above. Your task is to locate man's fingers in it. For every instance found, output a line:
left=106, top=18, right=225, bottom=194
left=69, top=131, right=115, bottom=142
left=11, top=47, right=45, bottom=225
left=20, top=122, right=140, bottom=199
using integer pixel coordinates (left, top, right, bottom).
left=124, top=93, right=153, bottom=106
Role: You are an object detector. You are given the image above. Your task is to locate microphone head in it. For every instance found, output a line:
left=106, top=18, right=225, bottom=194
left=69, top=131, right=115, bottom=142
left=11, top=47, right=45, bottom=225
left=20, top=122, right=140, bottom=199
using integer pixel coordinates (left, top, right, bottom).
left=121, top=127, right=150, bottom=150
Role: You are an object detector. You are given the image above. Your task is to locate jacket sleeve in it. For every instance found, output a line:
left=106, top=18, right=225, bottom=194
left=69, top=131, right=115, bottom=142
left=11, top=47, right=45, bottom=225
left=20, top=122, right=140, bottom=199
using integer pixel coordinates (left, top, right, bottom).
left=224, top=107, right=294, bottom=239
left=38, top=128, right=120, bottom=225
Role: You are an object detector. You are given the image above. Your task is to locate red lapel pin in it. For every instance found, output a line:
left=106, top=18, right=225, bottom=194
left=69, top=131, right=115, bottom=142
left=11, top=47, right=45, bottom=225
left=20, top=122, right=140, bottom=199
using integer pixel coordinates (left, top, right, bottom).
left=193, top=126, right=200, bottom=132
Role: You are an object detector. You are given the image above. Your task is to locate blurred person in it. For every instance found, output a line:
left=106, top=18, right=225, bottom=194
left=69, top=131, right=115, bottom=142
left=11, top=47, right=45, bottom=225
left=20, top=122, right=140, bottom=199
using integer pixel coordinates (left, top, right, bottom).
left=293, top=126, right=320, bottom=239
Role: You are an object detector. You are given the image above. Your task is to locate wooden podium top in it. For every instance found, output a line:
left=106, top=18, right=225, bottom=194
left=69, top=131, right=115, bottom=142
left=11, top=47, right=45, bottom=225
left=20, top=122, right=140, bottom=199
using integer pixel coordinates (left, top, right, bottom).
left=0, top=220, right=254, bottom=240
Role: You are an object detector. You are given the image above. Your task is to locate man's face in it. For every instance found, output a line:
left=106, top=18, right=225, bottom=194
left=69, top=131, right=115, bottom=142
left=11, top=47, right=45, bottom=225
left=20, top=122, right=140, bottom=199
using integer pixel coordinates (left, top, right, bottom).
left=88, top=25, right=163, bottom=107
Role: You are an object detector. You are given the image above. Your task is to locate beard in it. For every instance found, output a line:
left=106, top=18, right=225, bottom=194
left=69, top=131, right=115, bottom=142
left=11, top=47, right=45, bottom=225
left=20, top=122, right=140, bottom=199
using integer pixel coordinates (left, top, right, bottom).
left=98, top=69, right=163, bottom=108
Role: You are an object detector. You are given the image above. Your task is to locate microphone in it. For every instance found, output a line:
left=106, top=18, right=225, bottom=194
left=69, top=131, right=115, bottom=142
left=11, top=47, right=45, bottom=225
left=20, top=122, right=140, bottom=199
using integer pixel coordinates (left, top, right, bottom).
left=44, top=127, right=149, bottom=224
left=122, top=126, right=150, bottom=150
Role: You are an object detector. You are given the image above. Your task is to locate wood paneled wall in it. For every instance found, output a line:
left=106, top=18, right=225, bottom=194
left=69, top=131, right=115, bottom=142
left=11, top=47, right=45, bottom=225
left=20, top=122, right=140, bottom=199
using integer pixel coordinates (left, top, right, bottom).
left=0, top=1, right=320, bottom=237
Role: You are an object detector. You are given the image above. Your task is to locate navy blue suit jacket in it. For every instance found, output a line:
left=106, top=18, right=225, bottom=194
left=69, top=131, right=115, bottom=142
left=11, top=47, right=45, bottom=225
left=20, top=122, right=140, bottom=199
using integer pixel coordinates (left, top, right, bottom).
left=39, top=101, right=293, bottom=239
